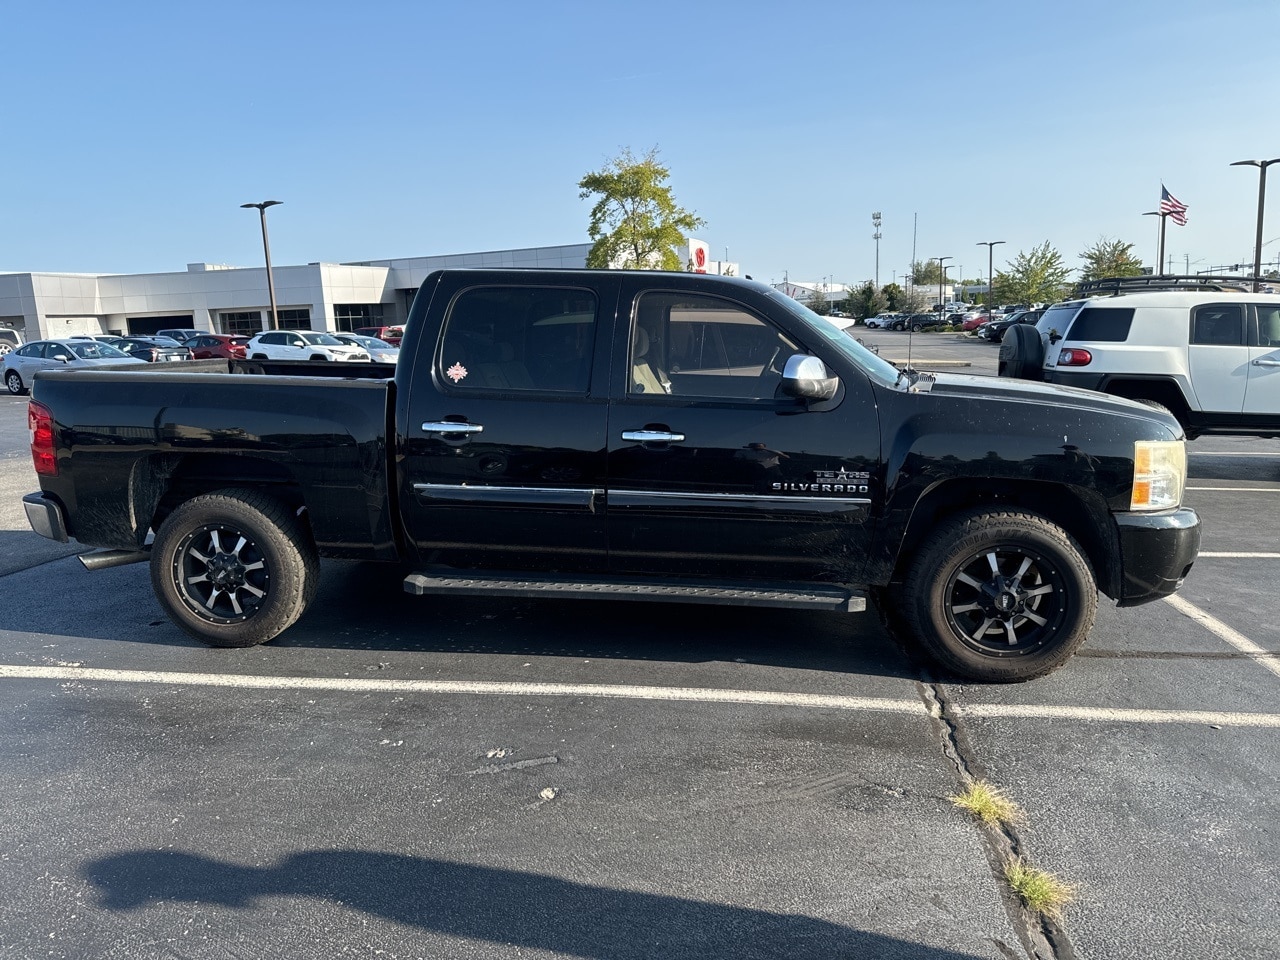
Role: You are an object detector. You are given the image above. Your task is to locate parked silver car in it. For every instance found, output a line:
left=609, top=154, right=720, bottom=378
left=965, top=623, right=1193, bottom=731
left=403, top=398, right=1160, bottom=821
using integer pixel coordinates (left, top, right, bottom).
left=334, top=333, right=399, bottom=363
left=4, top=338, right=143, bottom=395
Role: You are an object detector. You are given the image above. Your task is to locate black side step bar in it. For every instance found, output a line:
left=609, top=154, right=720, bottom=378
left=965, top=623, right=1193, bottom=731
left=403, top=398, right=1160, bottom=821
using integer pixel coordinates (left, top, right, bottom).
left=404, top=569, right=866, bottom=613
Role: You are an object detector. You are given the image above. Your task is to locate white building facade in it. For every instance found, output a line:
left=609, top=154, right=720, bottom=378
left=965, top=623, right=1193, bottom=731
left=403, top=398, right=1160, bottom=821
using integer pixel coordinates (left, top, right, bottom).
left=0, top=243, right=594, bottom=342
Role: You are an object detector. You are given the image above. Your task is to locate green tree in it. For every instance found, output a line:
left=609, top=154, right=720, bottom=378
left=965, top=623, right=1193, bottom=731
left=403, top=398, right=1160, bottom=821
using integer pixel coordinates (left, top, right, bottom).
left=881, top=282, right=905, bottom=311
left=1078, top=236, right=1145, bottom=282
left=847, top=281, right=887, bottom=321
left=578, top=147, right=706, bottom=270
left=993, top=242, right=1073, bottom=305
left=910, top=260, right=943, bottom=286
left=807, top=283, right=830, bottom=315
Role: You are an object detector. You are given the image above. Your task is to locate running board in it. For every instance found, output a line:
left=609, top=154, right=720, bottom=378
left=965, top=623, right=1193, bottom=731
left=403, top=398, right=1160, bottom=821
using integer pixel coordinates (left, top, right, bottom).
left=403, top=569, right=866, bottom=613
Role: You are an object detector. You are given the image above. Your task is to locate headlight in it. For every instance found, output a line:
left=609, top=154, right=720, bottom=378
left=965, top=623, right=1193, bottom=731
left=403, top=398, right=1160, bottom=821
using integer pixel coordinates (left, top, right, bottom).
left=1130, top=440, right=1186, bottom=510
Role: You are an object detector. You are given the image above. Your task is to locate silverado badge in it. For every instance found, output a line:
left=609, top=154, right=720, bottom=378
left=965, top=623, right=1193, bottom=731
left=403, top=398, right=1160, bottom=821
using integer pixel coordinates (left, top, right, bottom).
left=771, top=468, right=870, bottom=495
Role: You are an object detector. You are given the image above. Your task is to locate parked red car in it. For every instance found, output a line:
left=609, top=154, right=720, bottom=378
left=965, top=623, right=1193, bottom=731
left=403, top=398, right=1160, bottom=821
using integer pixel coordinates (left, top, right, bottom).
left=960, top=313, right=992, bottom=331
left=183, top=334, right=251, bottom=359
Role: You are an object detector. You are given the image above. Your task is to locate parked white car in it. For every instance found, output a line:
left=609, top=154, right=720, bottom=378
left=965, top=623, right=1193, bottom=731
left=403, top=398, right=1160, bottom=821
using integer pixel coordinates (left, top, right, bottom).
left=334, top=332, right=399, bottom=363
left=999, top=275, right=1280, bottom=438
left=245, top=331, right=370, bottom=362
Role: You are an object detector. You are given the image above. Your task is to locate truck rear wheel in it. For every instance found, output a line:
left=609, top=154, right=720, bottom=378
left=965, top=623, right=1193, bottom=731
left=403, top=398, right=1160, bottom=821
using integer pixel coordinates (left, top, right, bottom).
left=151, top=488, right=319, bottom=647
left=901, top=509, right=1096, bottom=682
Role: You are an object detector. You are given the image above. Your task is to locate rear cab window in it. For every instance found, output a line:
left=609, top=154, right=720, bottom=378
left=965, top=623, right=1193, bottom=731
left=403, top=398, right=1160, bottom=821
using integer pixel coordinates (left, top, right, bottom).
left=437, top=286, right=598, bottom=393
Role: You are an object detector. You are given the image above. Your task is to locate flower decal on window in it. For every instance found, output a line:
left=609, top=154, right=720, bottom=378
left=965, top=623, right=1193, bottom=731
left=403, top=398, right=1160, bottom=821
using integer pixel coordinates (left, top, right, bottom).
left=446, top=362, right=468, bottom=383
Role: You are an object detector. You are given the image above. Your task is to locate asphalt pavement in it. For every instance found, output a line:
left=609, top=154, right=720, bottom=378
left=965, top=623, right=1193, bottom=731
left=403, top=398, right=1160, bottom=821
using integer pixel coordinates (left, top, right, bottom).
left=0, top=340, right=1276, bottom=960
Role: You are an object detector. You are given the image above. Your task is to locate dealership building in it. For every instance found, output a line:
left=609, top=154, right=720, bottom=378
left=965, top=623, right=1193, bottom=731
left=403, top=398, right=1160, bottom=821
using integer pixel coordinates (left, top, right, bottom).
left=0, top=243, right=597, bottom=342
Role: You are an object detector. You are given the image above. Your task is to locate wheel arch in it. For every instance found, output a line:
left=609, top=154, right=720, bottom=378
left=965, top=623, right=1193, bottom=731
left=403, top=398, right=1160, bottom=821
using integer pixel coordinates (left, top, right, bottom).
left=1100, top=377, right=1194, bottom=433
left=889, top=478, right=1122, bottom=599
left=135, top=453, right=309, bottom=544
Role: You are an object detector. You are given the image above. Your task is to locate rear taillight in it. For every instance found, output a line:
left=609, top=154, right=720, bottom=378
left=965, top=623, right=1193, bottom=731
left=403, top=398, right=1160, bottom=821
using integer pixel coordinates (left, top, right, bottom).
left=1057, top=348, right=1093, bottom=366
left=28, top=400, right=56, bottom=476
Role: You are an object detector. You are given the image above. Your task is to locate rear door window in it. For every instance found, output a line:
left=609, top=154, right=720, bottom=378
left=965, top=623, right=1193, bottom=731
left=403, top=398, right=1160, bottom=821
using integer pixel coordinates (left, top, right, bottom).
left=1190, top=304, right=1245, bottom=346
left=438, top=286, right=598, bottom=393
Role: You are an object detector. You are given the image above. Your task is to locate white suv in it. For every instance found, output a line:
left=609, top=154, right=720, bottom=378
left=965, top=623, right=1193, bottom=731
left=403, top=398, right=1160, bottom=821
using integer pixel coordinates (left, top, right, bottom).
left=246, top=331, right=370, bottom=362
left=998, top=276, right=1280, bottom=438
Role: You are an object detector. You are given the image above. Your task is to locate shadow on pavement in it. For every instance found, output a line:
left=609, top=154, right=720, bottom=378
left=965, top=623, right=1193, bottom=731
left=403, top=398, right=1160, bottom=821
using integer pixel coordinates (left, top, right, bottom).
left=0, top=549, right=917, bottom=680
left=83, top=849, right=990, bottom=960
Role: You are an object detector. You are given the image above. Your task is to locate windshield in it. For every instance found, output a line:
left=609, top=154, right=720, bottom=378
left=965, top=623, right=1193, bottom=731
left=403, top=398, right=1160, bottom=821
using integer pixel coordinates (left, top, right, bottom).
left=302, top=333, right=345, bottom=346
left=344, top=335, right=390, bottom=348
left=767, top=289, right=903, bottom=387
left=68, top=342, right=130, bottom=359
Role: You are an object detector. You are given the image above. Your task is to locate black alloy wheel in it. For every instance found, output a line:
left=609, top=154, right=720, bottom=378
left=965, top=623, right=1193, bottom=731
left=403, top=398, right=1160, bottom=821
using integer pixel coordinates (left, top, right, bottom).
left=902, top=509, right=1096, bottom=682
left=151, top=488, right=318, bottom=647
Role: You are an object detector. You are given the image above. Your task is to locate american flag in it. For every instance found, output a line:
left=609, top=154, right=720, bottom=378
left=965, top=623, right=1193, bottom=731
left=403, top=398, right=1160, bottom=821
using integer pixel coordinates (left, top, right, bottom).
left=1160, top=185, right=1189, bottom=226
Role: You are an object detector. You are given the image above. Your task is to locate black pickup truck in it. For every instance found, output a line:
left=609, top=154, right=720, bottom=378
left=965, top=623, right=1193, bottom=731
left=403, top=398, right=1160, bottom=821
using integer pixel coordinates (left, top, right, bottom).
left=22, top=269, right=1200, bottom=681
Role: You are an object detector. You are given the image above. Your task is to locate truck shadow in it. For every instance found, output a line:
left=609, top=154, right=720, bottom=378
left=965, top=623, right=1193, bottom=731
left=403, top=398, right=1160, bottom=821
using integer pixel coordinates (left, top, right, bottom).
left=0, top=549, right=915, bottom=680
left=271, top=560, right=917, bottom=679
left=81, top=848, right=990, bottom=960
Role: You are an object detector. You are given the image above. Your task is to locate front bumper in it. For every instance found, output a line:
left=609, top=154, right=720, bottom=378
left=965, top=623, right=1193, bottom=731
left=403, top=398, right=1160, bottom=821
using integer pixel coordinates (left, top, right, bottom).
left=1114, top=507, right=1200, bottom=607
left=23, top=491, right=68, bottom=543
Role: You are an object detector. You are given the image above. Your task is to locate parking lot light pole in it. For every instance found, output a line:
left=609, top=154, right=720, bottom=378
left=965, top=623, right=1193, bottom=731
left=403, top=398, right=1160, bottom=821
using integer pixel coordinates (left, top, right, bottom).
left=1142, top=210, right=1169, bottom=276
left=977, top=241, right=1004, bottom=307
left=1230, top=158, right=1280, bottom=292
left=933, top=256, right=953, bottom=316
left=241, top=201, right=283, bottom=330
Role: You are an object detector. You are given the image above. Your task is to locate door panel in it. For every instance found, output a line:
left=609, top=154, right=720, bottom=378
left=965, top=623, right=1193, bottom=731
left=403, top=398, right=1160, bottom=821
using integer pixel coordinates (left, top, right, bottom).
left=1187, top=302, right=1248, bottom=413
left=606, top=288, right=879, bottom=582
left=1244, top=303, right=1280, bottom=416
left=399, top=277, right=617, bottom=571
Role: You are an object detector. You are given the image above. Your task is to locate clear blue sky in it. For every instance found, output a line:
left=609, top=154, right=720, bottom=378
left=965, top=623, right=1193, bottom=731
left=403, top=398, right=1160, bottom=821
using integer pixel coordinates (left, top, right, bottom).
left=4, top=0, right=1278, bottom=286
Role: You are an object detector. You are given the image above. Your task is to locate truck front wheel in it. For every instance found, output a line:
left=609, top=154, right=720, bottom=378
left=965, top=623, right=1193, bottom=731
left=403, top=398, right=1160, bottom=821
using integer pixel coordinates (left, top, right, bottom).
left=902, top=509, right=1096, bottom=682
left=151, top=488, right=319, bottom=647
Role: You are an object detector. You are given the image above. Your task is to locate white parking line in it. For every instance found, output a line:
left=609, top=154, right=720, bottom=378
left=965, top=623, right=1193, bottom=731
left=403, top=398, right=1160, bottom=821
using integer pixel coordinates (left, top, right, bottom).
left=1, top=663, right=1277, bottom=728
left=1198, top=552, right=1280, bottom=558
left=1189, top=451, right=1280, bottom=456
left=1187, top=487, right=1280, bottom=492
left=1163, top=594, right=1280, bottom=681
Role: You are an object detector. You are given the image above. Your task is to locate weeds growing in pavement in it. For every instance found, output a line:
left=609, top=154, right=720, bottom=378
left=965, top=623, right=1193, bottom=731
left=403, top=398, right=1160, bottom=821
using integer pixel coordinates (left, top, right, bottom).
left=1005, top=858, right=1076, bottom=920
left=948, top=779, right=1024, bottom=827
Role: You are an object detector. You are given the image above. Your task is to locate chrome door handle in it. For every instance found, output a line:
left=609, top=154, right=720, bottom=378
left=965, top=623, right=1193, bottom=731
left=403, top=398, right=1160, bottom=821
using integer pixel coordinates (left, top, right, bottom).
left=1252, top=359, right=1280, bottom=367
left=422, top=421, right=484, bottom=435
left=622, top=429, right=685, bottom=443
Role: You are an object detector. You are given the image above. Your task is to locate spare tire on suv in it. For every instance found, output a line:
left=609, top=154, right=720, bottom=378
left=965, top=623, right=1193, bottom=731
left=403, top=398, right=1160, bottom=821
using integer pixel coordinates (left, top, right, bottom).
left=998, top=323, right=1045, bottom=380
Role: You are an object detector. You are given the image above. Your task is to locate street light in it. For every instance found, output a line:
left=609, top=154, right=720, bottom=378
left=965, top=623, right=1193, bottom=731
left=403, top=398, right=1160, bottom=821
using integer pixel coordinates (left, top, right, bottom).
left=1230, top=158, right=1280, bottom=292
left=932, top=256, right=952, bottom=318
left=976, top=241, right=1005, bottom=307
left=241, top=200, right=283, bottom=330
left=872, top=212, right=883, bottom=289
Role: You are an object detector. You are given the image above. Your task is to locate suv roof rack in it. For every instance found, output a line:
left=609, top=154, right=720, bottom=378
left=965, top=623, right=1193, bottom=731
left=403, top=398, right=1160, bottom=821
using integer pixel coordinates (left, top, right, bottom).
left=1077, top=274, right=1273, bottom=296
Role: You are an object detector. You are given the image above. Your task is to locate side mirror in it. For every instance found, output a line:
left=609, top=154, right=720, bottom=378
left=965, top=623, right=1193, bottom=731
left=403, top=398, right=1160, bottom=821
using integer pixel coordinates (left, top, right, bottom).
left=779, top=354, right=838, bottom=401
left=53, top=354, right=70, bottom=363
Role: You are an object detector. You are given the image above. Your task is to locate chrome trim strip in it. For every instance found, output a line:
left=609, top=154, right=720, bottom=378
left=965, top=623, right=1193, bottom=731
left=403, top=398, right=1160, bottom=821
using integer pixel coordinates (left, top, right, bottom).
left=413, top=483, right=602, bottom=509
left=609, top=489, right=871, bottom=506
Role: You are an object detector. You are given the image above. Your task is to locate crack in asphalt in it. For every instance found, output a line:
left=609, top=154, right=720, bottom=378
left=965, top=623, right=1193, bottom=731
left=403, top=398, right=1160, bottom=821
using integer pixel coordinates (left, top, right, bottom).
left=919, top=678, right=1075, bottom=960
